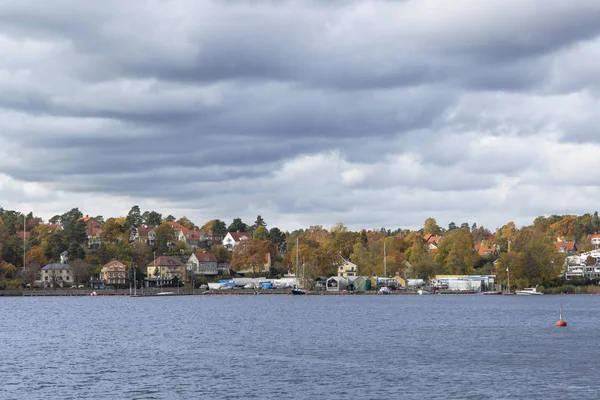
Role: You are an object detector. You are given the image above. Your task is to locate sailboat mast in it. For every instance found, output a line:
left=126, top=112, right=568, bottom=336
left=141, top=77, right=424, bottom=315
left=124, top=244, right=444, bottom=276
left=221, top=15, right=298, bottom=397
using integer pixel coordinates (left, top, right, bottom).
left=383, top=239, right=387, bottom=278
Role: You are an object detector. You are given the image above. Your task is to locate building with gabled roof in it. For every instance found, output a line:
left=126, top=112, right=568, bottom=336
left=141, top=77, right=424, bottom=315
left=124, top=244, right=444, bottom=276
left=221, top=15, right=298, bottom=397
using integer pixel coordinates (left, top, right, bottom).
left=223, top=231, right=251, bottom=251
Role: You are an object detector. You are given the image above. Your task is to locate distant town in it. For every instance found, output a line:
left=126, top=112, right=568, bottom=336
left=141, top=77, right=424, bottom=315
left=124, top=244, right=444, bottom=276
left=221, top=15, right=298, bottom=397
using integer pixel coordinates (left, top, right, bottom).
left=1, top=206, right=600, bottom=295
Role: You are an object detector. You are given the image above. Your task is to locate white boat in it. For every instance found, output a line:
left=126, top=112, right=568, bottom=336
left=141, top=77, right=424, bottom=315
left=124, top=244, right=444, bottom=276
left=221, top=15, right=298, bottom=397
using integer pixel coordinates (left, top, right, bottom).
left=417, top=289, right=430, bottom=295
left=379, top=286, right=392, bottom=295
left=157, top=291, right=175, bottom=296
left=515, top=285, right=543, bottom=296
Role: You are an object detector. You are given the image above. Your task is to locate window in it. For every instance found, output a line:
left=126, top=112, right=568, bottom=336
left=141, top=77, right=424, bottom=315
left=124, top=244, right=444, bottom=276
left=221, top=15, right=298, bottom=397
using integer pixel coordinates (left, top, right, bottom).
left=66, top=276, right=70, bottom=281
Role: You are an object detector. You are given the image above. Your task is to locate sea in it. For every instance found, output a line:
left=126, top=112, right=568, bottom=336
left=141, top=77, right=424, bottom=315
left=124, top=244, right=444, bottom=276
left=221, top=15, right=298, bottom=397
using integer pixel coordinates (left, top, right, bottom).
left=1, top=293, right=599, bottom=400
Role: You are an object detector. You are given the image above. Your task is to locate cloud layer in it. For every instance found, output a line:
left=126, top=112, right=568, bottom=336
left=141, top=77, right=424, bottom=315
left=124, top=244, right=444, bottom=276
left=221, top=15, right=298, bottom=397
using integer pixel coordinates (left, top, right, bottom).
left=2, top=0, right=600, bottom=231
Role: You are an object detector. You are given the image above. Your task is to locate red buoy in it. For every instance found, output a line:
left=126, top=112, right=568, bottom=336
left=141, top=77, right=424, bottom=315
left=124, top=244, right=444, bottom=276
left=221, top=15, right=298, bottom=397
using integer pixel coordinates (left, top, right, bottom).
left=556, top=307, right=567, bottom=327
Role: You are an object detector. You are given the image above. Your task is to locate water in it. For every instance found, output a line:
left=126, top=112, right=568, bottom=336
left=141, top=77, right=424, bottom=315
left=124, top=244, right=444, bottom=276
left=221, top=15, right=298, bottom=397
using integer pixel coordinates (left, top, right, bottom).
left=1, top=294, right=599, bottom=400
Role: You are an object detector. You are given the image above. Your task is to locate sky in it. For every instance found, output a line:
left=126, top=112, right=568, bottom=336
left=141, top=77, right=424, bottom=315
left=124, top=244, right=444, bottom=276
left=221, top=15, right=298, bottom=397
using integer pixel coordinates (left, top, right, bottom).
left=2, top=0, right=600, bottom=233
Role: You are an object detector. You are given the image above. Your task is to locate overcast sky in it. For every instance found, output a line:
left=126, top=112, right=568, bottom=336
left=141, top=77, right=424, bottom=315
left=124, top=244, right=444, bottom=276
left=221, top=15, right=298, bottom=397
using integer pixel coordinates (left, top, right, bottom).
left=2, top=0, right=600, bottom=232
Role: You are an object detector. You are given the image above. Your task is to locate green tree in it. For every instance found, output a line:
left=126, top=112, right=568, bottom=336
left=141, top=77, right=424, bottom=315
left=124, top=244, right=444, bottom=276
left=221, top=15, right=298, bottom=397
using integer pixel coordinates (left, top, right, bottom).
left=165, top=215, right=176, bottom=222
left=435, top=227, right=478, bottom=275
left=228, top=218, right=248, bottom=232
left=253, top=225, right=269, bottom=240
left=423, top=218, right=442, bottom=235
left=268, top=227, right=286, bottom=251
left=142, top=211, right=162, bottom=227
left=154, top=222, right=176, bottom=255
left=126, top=205, right=142, bottom=230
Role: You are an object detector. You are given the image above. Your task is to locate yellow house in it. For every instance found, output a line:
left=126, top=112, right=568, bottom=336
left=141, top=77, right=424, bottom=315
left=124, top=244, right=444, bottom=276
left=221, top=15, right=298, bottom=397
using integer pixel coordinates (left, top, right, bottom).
left=338, top=260, right=358, bottom=278
left=147, top=256, right=185, bottom=279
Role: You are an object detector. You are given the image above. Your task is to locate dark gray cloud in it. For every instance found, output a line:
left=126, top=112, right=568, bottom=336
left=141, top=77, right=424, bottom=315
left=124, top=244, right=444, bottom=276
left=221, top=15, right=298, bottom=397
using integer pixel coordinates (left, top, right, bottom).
left=2, top=0, right=600, bottom=231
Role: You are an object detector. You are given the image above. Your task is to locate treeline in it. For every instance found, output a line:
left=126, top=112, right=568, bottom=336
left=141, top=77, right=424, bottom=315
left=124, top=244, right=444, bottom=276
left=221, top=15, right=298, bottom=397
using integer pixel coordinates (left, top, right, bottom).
left=1, top=205, right=599, bottom=289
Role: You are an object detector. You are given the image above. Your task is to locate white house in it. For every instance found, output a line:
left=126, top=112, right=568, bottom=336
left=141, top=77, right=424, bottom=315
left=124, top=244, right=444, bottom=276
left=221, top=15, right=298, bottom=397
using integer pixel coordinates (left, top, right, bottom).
left=223, top=231, right=251, bottom=251
left=566, top=250, right=600, bottom=279
left=187, top=252, right=218, bottom=276
left=41, top=263, right=74, bottom=288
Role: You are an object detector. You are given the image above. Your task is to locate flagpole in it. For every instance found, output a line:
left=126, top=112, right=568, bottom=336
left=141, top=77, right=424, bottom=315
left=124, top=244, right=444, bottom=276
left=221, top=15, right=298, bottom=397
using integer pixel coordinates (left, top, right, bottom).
left=506, top=267, right=510, bottom=294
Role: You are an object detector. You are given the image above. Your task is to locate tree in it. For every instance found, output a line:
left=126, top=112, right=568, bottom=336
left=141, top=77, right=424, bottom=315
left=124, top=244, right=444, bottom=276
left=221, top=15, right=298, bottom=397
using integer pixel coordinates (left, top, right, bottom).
left=101, top=218, right=126, bottom=244
left=1, top=236, right=23, bottom=268
left=230, top=238, right=274, bottom=276
left=45, top=231, right=68, bottom=262
left=228, top=218, right=248, bottom=232
left=71, top=259, right=90, bottom=285
left=435, top=227, right=478, bottom=275
left=423, top=218, right=442, bottom=235
left=447, top=222, right=457, bottom=231
left=165, top=215, right=176, bottom=222
left=253, top=225, right=269, bottom=240
left=26, top=246, right=48, bottom=267
left=549, top=215, right=577, bottom=240
left=19, top=262, right=41, bottom=287
left=460, top=222, right=469, bottom=229
left=212, top=246, right=231, bottom=263
left=252, top=215, right=267, bottom=233
left=330, top=222, right=348, bottom=236
left=154, top=222, right=176, bottom=255
left=268, top=227, right=286, bottom=251
left=126, top=205, right=142, bottom=230
left=67, top=242, right=85, bottom=261
left=177, top=216, right=196, bottom=230
left=142, top=211, right=163, bottom=227
left=331, top=231, right=359, bottom=260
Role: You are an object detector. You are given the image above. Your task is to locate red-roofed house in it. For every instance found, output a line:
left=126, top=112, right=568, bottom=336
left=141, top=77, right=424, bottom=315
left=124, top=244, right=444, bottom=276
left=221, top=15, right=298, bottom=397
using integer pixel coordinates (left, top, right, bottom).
left=223, top=231, right=251, bottom=251
left=147, top=256, right=185, bottom=280
left=79, top=215, right=102, bottom=248
left=423, top=234, right=442, bottom=251
left=474, top=244, right=498, bottom=257
left=588, top=234, right=600, bottom=249
left=187, top=251, right=218, bottom=276
left=556, top=241, right=577, bottom=254
left=17, top=231, right=31, bottom=240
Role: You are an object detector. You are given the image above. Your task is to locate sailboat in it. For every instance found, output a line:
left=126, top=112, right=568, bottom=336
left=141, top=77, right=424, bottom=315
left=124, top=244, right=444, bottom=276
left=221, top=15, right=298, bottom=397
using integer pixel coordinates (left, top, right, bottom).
left=291, top=237, right=308, bottom=295
left=378, top=239, right=391, bottom=294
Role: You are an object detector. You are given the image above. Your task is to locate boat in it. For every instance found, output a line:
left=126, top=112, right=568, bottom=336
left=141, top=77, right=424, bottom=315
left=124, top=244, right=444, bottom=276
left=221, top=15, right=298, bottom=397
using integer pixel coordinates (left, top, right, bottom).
left=515, top=285, right=543, bottom=296
left=157, top=291, right=175, bottom=296
left=376, top=239, right=391, bottom=295
left=291, top=237, right=309, bottom=295
left=417, top=289, right=430, bottom=295
left=378, top=286, right=392, bottom=295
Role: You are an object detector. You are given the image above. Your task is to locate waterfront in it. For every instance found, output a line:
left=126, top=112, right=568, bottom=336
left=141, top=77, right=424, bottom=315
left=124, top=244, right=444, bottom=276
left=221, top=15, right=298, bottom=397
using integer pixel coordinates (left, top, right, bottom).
left=1, top=295, right=599, bottom=399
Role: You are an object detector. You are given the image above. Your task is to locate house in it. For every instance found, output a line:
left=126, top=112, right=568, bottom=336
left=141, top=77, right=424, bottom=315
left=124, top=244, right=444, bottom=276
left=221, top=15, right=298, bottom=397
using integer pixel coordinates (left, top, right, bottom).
left=474, top=244, right=498, bottom=257
left=41, top=263, right=74, bottom=288
left=338, top=260, right=358, bottom=278
left=588, top=234, right=600, bottom=249
left=555, top=241, right=577, bottom=254
left=566, top=250, right=600, bottom=279
left=223, top=231, right=251, bottom=251
left=132, top=226, right=156, bottom=246
left=147, top=256, right=185, bottom=280
left=423, top=234, right=442, bottom=251
left=100, top=260, right=128, bottom=285
left=187, top=252, right=218, bottom=276
left=79, top=215, right=102, bottom=248
left=17, top=231, right=31, bottom=240
left=166, top=221, right=208, bottom=250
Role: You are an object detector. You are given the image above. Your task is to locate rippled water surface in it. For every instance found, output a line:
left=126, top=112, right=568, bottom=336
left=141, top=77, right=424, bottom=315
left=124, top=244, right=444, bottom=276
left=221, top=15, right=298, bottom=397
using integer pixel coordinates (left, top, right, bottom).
left=1, top=294, right=599, bottom=399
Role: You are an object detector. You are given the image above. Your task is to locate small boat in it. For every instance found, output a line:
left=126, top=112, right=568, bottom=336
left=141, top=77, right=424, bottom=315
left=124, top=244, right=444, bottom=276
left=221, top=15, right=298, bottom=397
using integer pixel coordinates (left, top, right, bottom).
left=417, top=289, right=430, bottom=296
left=157, top=291, right=175, bottom=296
left=515, top=285, right=543, bottom=296
left=291, top=288, right=308, bottom=295
left=378, top=286, right=392, bottom=295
